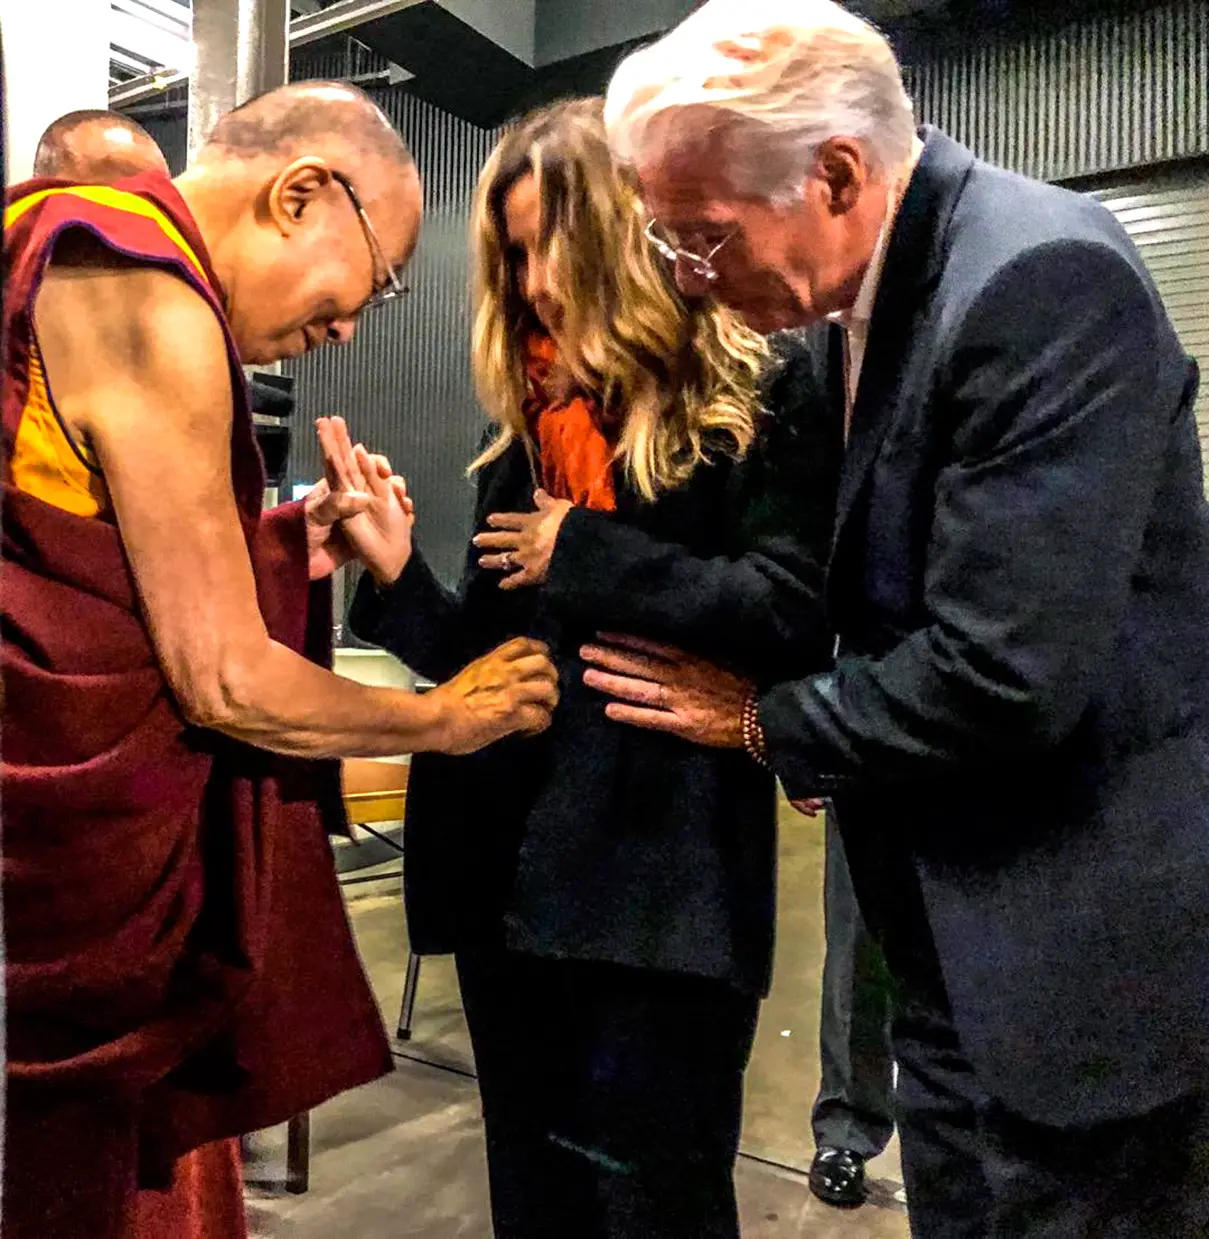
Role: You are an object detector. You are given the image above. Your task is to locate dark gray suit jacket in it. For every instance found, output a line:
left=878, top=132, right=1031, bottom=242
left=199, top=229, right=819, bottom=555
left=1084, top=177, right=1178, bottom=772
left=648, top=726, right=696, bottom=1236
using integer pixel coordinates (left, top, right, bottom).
left=762, top=128, right=1209, bottom=1126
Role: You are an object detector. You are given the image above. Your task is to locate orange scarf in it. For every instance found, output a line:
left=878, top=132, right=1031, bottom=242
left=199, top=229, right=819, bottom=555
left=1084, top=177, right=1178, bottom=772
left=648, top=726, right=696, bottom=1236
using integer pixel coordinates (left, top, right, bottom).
left=523, top=333, right=617, bottom=512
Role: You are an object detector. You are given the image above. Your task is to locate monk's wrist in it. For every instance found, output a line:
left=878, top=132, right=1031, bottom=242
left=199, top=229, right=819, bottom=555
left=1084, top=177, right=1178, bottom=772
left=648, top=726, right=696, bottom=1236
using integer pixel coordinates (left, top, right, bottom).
left=400, top=684, right=453, bottom=752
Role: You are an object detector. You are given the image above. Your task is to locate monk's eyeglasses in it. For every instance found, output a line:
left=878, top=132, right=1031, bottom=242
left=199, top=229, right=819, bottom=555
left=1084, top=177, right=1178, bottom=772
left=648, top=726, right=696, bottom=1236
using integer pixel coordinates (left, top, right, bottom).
left=331, top=169, right=410, bottom=311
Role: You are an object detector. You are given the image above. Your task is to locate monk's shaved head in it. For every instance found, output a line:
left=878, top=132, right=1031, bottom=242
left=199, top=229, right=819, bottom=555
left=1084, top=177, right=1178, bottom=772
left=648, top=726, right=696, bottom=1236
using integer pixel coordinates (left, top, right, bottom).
left=201, top=81, right=413, bottom=176
left=174, top=79, right=423, bottom=365
left=34, top=110, right=169, bottom=182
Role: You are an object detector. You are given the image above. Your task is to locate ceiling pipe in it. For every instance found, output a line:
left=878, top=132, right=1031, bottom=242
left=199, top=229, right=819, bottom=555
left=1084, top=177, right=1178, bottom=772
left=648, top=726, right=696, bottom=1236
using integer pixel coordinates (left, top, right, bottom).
left=109, top=0, right=424, bottom=107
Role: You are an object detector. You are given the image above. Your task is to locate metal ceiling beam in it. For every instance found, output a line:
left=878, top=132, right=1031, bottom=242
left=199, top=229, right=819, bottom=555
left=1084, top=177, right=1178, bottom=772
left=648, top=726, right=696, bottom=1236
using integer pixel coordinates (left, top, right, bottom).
left=110, top=68, right=191, bottom=108
left=127, top=0, right=195, bottom=27
left=120, top=58, right=413, bottom=115
left=290, top=0, right=424, bottom=48
left=110, top=47, right=154, bottom=73
left=110, top=0, right=425, bottom=107
left=115, top=0, right=191, bottom=37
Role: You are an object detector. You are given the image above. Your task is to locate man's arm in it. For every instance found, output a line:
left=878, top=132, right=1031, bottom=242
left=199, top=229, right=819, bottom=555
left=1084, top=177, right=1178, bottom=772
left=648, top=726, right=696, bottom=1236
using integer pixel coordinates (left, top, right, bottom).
left=583, top=242, right=1174, bottom=795
left=761, top=241, right=1169, bottom=796
left=34, top=257, right=557, bottom=758
left=546, top=509, right=829, bottom=681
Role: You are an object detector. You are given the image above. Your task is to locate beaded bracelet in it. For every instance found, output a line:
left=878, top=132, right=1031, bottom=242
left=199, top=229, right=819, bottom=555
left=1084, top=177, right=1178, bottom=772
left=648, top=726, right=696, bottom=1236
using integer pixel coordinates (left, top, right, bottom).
left=741, top=686, right=770, bottom=769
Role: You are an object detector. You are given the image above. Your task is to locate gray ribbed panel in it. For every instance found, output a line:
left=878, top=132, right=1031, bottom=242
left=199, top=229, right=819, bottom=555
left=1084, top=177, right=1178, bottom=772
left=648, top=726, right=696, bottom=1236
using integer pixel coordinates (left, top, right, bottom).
left=138, top=102, right=188, bottom=174
left=292, top=40, right=389, bottom=82
left=1094, top=174, right=1209, bottom=492
left=909, top=0, right=1209, bottom=181
left=284, top=84, right=500, bottom=585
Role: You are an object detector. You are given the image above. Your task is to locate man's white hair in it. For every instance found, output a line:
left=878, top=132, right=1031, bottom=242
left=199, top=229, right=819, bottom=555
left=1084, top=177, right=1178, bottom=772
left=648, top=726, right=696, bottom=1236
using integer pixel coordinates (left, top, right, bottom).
left=604, top=0, right=916, bottom=201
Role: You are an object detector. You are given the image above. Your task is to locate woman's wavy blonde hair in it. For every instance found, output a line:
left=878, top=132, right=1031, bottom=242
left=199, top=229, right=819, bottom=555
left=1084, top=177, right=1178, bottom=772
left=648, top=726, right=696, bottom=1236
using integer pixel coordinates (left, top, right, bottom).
left=469, top=96, right=768, bottom=500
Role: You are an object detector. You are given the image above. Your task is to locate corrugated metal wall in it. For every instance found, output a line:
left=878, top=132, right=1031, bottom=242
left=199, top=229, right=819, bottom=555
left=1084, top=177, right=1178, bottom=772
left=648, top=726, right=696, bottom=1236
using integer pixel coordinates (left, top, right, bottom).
left=905, top=0, right=1209, bottom=181
left=1095, top=174, right=1209, bottom=492
left=137, top=100, right=187, bottom=173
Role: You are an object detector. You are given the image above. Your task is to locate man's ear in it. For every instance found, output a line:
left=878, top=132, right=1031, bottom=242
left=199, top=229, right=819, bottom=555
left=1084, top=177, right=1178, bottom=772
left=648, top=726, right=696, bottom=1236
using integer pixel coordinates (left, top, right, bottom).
left=267, top=158, right=332, bottom=234
left=814, top=137, right=869, bottom=217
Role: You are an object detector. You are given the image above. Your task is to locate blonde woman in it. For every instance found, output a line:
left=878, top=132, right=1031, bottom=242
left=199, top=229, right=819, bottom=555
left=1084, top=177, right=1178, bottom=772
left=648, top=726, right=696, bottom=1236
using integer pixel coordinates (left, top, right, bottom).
left=343, top=98, right=836, bottom=1238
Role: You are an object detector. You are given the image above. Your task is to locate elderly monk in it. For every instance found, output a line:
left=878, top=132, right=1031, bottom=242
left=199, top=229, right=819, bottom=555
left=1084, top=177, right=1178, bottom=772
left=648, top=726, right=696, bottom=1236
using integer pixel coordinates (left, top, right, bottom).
left=2, top=81, right=559, bottom=1239
left=33, top=108, right=171, bottom=181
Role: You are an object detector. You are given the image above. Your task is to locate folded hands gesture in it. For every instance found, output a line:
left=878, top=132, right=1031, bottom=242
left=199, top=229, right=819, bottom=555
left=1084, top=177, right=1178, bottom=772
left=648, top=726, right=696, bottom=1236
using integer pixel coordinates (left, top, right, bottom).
left=315, top=415, right=415, bottom=586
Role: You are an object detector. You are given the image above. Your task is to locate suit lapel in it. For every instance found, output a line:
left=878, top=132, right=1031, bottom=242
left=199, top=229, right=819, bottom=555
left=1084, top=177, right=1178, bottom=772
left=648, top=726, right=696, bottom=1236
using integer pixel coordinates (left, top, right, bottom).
left=830, top=129, right=978, bottom=569
left=831, top=280, right=923, bottom=551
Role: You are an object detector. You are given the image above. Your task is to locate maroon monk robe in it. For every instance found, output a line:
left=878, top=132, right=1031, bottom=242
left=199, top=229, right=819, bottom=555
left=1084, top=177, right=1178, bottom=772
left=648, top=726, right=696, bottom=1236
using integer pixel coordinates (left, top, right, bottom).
left=2, top=174, right=393, bottom=1239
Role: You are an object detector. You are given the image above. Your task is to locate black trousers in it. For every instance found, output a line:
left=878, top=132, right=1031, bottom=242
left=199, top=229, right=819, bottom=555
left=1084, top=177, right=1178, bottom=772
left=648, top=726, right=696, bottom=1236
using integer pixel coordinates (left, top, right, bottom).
left=811, top=812, right=895, bottom=1160
left=838, top=813, right=1209, bottom=1236
left=894, top=997, right=1209, bottom=1237
left=455, top=948, right=761, bottom=1239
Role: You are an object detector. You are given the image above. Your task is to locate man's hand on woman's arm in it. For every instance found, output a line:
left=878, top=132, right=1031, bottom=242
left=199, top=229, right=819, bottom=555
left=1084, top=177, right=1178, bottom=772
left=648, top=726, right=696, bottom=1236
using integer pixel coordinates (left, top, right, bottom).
left=580, top=635, right=825, bottom=815
left=580, top=633, right=750, bottom=748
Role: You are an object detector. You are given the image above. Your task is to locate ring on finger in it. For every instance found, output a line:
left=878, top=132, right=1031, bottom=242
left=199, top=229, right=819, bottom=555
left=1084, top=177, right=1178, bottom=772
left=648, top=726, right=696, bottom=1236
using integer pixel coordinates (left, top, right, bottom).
left=500, top=551, right=515, bottom=573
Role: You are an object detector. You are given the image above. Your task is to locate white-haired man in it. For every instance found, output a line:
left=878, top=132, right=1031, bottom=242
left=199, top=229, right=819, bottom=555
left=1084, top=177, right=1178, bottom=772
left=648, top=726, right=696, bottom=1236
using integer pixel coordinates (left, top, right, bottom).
left=582, top=1, right=1209, bottom=1233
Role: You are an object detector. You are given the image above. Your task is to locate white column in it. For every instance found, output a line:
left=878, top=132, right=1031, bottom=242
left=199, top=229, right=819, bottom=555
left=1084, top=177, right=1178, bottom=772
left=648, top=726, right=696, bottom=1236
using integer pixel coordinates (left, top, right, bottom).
left=188, top=0, right=289, bottom=160
left=0, top=0, right=110, bottom=183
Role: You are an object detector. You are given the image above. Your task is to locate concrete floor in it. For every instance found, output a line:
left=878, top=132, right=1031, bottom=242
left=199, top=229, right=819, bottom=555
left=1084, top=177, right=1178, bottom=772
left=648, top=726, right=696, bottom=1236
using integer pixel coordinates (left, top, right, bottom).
left=248, top=800, right=911, bottom=1238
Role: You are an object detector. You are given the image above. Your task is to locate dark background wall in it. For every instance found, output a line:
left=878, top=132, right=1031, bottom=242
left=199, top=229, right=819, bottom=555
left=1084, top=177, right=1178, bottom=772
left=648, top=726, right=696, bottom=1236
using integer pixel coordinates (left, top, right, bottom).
left=125, top=0, right=1209, bottom=581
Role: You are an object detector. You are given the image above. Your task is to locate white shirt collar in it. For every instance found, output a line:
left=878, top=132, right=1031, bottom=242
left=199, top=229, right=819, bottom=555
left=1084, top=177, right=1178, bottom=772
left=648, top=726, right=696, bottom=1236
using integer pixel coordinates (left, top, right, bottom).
left=827, top=139, right=925, bottom=426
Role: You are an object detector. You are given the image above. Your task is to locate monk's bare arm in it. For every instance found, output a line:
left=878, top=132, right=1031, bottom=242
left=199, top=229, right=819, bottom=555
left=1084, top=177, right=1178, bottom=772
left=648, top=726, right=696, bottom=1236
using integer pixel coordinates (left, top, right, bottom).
left=32, top=259, right=557, bottom=757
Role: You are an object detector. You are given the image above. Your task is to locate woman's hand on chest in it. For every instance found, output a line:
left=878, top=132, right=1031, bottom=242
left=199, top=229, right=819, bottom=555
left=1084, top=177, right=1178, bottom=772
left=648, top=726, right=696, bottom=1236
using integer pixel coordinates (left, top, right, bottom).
left=473, top=488, right=574, bottom=591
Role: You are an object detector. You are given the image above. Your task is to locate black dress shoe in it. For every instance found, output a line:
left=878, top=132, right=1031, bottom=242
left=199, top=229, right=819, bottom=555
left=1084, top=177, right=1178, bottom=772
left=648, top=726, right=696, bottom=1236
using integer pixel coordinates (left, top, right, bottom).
left=809, top=1146, right=867, bottom=1208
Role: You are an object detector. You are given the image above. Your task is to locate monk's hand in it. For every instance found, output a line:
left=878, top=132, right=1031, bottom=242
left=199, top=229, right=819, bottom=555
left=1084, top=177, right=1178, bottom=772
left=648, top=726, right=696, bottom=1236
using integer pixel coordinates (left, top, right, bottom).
left=429, top=637, right=560, bottom=754
left=317, top=415, right=415, bottom=585
left=304, top=476, right=370, bottom=580
left=473, top=489, right=573, bottom=590
left=580, top=633, right=751, bottom=748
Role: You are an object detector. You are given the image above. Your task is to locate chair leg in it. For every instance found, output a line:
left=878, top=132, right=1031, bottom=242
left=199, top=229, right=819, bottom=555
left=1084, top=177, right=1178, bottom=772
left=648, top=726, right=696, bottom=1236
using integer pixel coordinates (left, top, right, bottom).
left=286, top=1112, right=311, bottom=1195
left=396, top=951, right=422, bottom=1041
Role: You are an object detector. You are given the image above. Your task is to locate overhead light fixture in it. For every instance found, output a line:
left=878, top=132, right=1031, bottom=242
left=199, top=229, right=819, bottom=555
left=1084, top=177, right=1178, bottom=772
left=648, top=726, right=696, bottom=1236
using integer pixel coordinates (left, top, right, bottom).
left=119, top=0, right=191, bottom=35
left=110, top=48, right=151, bottom=74
left=111, top=0, right=195, bottom=80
